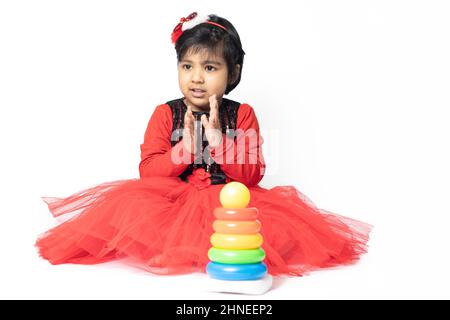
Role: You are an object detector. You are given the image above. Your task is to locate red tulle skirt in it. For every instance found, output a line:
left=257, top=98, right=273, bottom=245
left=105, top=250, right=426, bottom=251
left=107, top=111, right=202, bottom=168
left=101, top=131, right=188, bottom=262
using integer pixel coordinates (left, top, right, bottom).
left=36, top=170, right=372, bottom=276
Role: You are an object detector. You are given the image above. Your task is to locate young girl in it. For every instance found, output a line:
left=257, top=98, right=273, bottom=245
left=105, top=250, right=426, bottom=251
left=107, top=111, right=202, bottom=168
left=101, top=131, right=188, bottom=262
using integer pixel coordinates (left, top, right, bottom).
left=36, top=12, right=372, bottom=276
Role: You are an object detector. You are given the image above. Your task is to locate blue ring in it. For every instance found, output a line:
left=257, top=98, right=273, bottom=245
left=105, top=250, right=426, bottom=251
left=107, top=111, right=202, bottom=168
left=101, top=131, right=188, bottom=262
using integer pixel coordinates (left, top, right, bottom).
left=206, top=262, right=267, bottom=281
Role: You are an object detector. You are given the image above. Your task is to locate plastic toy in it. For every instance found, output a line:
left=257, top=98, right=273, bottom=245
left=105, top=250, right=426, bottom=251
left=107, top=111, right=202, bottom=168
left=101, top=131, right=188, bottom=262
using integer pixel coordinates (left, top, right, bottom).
left=206, top=181, right=273, bottom=294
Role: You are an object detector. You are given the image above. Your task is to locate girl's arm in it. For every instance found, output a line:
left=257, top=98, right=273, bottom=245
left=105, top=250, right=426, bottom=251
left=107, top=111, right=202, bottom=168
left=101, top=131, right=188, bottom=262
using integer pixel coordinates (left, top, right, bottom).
left=139, top=104, right=194, bottom=178
left=209, top=104, right=266, bottom=187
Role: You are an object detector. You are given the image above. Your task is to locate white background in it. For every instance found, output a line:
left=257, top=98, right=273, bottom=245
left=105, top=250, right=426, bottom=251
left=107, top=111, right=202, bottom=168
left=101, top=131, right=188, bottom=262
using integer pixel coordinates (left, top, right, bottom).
left=1, top=0, right=449, bottom=299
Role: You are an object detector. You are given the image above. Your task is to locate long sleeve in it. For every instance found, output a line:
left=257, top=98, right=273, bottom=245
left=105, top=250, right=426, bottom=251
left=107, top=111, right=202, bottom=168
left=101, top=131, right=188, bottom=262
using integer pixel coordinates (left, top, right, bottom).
left=209, top=103, right=266, bottom=187
left=139, top=104, right=194, bottom=178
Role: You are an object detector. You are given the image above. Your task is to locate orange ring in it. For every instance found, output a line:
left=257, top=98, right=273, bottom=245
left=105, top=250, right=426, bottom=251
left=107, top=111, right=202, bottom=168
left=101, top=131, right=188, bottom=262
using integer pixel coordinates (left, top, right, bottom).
left=213, top=220, right=261, bottom=234
left=213, top=207, right=258, bottom=221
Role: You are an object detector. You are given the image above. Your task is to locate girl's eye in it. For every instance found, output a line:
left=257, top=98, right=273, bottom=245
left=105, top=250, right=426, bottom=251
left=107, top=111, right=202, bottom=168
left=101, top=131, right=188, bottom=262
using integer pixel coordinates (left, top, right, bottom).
left=182, top=64, right=192, bottom=70
left=205, top=65, right=216, bottom=72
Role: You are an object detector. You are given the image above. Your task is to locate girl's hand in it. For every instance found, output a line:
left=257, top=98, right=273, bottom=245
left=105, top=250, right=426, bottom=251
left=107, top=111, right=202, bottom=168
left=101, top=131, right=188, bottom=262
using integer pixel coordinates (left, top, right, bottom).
left=183, top=104, right=197, bottom=154
left=201, top=94, right=223, bottom=148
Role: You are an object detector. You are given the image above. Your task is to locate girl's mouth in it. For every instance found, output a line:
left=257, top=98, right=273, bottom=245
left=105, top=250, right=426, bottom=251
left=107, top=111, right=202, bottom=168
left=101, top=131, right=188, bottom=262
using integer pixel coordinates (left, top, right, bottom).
left=191, top=89, right=206, bottom=98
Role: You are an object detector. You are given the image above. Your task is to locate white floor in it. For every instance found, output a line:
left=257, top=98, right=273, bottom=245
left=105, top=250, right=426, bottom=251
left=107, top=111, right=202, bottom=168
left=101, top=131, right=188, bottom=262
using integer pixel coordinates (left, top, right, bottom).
left=1, top=239, right=445, bottom=300
left=2, top=248, right=380, bottom=300
left=1, top=199, right=447, bottom=300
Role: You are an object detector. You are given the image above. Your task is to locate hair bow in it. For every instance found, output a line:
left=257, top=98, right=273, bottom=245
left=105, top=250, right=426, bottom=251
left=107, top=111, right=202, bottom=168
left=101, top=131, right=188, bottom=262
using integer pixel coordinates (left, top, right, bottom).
left=172, top=12, right=199, bottom=44
left=171, top=12, right=226, bottom=45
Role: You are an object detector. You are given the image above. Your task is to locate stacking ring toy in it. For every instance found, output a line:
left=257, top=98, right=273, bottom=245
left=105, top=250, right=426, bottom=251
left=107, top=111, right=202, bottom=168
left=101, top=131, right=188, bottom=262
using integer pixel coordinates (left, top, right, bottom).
left=206, top=262, right=267, bottom=281
left=208, top=247, right=266, bottom=264
left=213, top=207, right=258, bottom=221
left=213, top=220, right=261, bottom=234
left=210, top=233, right=263, bottom=249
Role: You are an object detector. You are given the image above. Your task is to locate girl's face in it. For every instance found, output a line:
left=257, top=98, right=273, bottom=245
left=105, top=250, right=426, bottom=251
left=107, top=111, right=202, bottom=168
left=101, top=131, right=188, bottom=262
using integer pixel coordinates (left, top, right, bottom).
left=178, top=47, right=229, bottom=111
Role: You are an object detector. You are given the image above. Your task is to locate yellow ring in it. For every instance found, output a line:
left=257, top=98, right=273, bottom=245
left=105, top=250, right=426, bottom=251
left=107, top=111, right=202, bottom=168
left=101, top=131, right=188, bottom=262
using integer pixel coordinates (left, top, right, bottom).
left=210, top=233, right=263, bottom=249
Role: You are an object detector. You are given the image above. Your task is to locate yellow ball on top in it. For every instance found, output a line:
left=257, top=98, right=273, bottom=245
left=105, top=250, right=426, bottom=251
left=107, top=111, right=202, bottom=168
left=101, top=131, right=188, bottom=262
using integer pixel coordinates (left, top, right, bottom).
left=219, top=182, right=250, bottom=209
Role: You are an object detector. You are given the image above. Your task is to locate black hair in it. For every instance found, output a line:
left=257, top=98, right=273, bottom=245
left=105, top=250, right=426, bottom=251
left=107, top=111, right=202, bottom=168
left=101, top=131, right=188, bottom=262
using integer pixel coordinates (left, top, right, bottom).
left=175, top=14, right=245, bottom=95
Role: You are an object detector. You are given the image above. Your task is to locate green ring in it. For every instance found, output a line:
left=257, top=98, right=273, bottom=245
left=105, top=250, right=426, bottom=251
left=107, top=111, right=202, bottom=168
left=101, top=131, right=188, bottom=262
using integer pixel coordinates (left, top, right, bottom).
left=208, top=247, right=266, bottom=264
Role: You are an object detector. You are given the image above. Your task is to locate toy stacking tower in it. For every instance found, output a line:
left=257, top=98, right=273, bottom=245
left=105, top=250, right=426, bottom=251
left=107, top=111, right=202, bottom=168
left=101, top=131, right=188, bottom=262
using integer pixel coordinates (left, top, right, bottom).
left=206, top=182, right=272, bottom=295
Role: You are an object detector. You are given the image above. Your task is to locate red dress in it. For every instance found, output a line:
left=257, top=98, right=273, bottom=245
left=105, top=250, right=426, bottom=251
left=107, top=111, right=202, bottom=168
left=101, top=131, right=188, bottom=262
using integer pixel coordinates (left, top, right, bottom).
left=36, top=99, right=372, bottom=276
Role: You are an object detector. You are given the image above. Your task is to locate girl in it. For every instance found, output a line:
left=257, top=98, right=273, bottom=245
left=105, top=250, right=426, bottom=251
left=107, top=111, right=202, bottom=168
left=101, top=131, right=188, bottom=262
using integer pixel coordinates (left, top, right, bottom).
left=36, top=12, right=372, bottom=276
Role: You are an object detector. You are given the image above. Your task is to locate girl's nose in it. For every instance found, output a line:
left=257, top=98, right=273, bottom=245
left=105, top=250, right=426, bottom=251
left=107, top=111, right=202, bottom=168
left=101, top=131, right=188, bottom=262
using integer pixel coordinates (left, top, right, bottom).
left=191, top=68, right=204, bottom=83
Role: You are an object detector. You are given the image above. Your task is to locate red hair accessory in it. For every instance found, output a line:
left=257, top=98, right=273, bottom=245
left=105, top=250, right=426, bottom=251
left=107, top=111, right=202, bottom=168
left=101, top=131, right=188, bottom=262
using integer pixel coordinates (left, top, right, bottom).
left=171, top=12, right=227, bottom=45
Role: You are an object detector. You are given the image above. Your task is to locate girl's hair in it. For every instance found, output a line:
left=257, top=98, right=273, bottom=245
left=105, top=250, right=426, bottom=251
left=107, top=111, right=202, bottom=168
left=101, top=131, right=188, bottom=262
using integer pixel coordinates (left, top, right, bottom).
left=175, top=15, right=245, bottom=95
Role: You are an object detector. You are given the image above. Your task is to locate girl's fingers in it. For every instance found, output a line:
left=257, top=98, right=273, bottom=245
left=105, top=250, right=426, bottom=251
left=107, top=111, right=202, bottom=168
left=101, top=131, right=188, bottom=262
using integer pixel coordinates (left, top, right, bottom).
left=201, top=114, right=209, bottom=128
left=208, top=95, right=221, bottom=129
left=209, top=115, right=218, bottom=129
left=209, top=111, right=220, bottom=129
left=209, top=94, right=217, bottom=106
left=184, top=105, right=189, bottom=120
left=184, top=105, right=195, bottom=127
left=187, top=105, right=192, bottom=115
left=209, top=95, right=218, bottom=114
